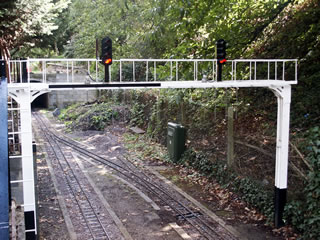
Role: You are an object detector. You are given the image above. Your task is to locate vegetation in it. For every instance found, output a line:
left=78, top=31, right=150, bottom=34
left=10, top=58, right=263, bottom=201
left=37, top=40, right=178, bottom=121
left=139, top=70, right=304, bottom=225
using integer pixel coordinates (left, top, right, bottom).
left=0, top=0, right=71, bottom=59
left=284, top=127, right=320, bottom=239
left=58, top=102, right=124, bottom=131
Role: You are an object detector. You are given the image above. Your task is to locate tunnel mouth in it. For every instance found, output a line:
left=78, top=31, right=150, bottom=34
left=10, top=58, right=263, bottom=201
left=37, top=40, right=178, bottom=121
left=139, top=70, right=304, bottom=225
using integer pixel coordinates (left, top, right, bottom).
left=31, top=93, right=49, bottom=109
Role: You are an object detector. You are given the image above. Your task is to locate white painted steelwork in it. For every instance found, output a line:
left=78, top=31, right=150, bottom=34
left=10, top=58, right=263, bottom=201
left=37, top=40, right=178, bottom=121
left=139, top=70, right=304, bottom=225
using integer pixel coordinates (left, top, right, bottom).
left=7, top=57, right=297, bottom=230
left=7, top=93, right=37, bottom=237
left=271, top=85, right=291, bottom=189
left=8, top=58, right=298, bottom=84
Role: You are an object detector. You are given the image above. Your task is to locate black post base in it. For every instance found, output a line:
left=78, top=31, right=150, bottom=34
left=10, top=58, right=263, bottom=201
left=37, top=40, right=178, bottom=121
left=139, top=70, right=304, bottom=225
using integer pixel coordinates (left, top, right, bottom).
left=274, top=187, right=287, bottom=228
left=217, top=62, right=222, bottom=81
left=105, top=65, right=109, bottom=82
left=25, top=211, right=37, bottom=239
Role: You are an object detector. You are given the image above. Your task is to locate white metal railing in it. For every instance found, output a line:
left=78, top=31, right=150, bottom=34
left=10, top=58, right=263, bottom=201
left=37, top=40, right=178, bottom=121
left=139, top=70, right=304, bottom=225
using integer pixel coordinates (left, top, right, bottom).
left=7, top=58, right=298, bottom=84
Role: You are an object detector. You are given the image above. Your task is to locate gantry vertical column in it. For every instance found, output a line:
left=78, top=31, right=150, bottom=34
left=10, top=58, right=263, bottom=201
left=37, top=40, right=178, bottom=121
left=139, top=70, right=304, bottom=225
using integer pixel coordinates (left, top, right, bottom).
left=271, top=85, right=292, bottom=227
left=10, top=87, right=37, bottom=239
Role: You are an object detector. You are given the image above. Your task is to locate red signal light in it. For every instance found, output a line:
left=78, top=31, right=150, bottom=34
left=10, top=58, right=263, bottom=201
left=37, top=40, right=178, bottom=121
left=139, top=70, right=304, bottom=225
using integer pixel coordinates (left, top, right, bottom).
left=219, top=59, right=227, bottom=64
left=104, top=58, right=112, bottom=65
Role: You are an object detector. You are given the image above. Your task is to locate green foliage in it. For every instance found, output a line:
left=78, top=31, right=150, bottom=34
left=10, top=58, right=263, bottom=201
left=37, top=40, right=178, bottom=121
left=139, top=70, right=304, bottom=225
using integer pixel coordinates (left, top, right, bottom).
left=106, top=88, right=238, bottom=145
left=58, top=103, right=82, bottom=121
left=123, top=132, right=170, bottom=162
left=284, top=127, right=320, bottom=238
left=64, top=0, right=293, bottom=60
left=301, top=127, right=320, bottom=238
left=130, top=102, right=146, bottom=127
left=65, top=0, right=156, bottom=58
left=59, top=102, right=119, bottom=131
left=246, top=0, right=320, bottom=128
left=147, top=99, right=167, bottom=142
left=0, top=0, right=71, bottom=57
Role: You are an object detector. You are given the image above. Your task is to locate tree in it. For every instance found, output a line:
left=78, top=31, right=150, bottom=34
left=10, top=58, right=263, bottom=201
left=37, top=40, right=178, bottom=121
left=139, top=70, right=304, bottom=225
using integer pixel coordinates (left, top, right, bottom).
left=0, top=0, right=70, bottom=59
left=65, top=0, right=156, bottom=58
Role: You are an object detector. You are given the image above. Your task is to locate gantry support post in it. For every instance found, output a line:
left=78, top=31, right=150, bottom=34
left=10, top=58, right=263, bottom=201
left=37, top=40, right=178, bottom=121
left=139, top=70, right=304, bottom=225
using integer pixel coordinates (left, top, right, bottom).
left=19, top=89, right=37, bottom=239
left=0, top=64, right=9, bottom=239
left=271, top=85, right=292, bottom=228
left=9, top=86, right=37, bottom=239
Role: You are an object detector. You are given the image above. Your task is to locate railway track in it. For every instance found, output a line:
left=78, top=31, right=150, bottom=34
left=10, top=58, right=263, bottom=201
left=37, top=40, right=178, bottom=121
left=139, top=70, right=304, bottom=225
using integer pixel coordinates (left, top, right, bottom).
left=34, top=113, right=112, bottom=240
left=33, top=111, right=237, bottom=240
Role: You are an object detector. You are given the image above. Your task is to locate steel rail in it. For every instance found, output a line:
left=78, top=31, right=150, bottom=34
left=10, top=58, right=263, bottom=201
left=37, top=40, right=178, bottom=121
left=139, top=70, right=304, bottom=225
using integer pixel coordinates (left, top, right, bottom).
left=34, top=112, right=111, bottom=240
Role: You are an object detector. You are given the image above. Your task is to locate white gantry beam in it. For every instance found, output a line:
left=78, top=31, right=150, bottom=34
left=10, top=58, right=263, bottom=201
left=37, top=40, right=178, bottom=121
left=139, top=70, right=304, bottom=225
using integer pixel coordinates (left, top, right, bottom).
left=8, top=80, right=295, bottom=92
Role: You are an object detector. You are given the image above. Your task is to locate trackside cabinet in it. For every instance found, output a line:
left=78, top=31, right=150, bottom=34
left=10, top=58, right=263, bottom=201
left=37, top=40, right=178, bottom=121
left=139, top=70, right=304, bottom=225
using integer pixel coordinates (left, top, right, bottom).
left=167, top=122, right=186, bottom=162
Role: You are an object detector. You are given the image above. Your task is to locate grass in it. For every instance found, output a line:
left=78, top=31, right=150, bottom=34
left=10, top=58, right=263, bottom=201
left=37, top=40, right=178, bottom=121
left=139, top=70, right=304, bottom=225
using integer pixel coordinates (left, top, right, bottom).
left=122, top=132, right=171, bottom=163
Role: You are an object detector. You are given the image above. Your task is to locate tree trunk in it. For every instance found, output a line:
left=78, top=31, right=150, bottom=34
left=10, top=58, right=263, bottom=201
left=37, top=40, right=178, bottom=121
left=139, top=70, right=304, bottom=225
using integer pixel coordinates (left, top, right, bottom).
left=180, top=101, right=186, bottom=125
left=227, top=107, right=234, bottom=168
left=0, top=42, right=11, bottom=81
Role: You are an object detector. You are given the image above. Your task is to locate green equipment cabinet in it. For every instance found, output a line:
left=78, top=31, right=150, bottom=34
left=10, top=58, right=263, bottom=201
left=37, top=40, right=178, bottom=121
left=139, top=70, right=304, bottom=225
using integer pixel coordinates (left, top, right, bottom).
left=167, top=122, right=186, bottom=162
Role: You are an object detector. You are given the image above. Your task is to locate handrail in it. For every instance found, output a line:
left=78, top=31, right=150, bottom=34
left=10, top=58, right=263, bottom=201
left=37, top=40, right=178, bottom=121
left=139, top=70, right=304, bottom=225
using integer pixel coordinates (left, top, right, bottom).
left=7, top=58, right=298, bottom=84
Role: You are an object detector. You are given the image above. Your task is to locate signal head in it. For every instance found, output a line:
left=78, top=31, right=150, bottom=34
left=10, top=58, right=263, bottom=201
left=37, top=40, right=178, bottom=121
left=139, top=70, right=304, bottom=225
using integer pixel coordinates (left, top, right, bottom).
left=101, top=37, right=112, bottom=66
left=216, top=39, right=227, bottom=64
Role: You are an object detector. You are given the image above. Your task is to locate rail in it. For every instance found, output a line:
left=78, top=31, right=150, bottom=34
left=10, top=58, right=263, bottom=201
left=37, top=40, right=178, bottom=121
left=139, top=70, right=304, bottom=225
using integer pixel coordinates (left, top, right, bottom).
left=7, top=58, right=298, bottom=84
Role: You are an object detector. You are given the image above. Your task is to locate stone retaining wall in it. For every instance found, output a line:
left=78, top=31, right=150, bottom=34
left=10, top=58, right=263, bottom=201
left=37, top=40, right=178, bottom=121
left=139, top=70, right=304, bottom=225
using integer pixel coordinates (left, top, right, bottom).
left=31, top=72, right=98, bottom=109
left=48, top=90, right=97, bottom=109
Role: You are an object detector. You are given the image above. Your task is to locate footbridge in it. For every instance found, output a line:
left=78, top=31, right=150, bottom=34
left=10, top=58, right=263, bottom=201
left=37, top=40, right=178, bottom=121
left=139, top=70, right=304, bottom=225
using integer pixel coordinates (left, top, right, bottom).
left=1, top=58, right=297, bottom=239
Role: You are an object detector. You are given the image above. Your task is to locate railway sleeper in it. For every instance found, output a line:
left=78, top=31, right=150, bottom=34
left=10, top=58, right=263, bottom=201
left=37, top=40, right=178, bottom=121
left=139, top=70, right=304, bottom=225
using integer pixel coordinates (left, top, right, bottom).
left=176, top=211, right=202, bottom=221
left=95, top=236, right=109, bottom=240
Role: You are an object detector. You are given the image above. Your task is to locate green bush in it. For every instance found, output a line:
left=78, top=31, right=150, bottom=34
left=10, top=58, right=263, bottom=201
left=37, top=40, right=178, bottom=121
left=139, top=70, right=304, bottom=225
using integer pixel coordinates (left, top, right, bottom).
left=59, top=102, right=119, bottom=131
left=285, top=127, right=320, bottom=239
left=130, top=102, right=146, bottom=127
left=58, top=103, right=82, bottom=121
